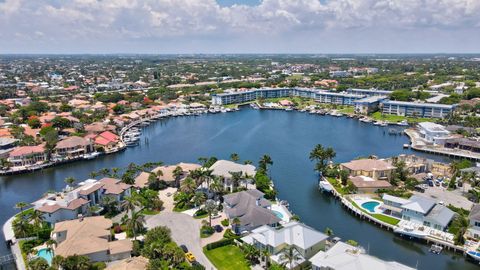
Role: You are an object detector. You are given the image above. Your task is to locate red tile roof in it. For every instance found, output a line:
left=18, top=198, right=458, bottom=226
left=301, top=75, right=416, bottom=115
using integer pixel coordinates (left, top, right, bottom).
left=9, top=144, right=45, bottom=157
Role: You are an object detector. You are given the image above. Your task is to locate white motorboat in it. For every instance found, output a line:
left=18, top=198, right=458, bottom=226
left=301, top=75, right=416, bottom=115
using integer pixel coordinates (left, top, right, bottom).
left=83, top=152, right=100, bottom=160
left=397, top=120, right=409, bottom=126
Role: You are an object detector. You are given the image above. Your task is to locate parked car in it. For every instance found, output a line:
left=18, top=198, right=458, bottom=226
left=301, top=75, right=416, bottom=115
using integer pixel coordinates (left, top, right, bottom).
left=180, top=245, right=188, bottom=253
left=214, top=225, right=223, bottom=233
left=185, top=252, right=196, bottom=262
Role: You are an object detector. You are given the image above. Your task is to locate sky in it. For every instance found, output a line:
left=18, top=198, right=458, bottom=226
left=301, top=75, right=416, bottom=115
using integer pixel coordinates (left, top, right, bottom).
left=0, top=0, right=479, bottom=54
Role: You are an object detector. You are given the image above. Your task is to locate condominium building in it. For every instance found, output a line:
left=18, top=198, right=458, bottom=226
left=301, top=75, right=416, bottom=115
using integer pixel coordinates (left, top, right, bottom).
left=380, top=100, right=456, bottom=118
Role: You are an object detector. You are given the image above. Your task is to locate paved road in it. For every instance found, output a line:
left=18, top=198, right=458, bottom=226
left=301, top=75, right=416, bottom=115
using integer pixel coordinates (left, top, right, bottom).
left=145, top=212, right=216, bottom=270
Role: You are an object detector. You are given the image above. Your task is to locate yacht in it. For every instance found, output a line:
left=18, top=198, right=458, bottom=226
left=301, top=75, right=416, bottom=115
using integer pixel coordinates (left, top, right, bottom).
left=397, top=120, right=409, bottom=126
left=83, top=152, right=100, bottom=160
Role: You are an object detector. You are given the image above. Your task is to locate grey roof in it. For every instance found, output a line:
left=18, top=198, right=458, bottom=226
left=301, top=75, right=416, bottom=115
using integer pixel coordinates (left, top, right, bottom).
left=460, top=167, right=480, bottom=174
left=210, top=160, right=256, bottom=178
left=0, top=137, right=17, bottom=147
left=382, top=194, right=410, bottom=205
left=247, top=222, right=328, bottom=250
left=402, top=195, right=436, bottom=214
left=470, top=204, right=480, bottom=221
left=224, top=190, right=280, bottom=229
left=425, top=204, right=456, bottom=227
left=381, top=100, right=457, bottom=109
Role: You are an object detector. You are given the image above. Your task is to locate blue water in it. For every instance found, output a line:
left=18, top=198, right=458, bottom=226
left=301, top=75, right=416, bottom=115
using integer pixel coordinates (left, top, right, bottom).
left=362, top=201, right=380, bottom=213
left=0, top=108, right=473, bottom=270
left=37, top=248, right=53, bottom=265
left=272, top=210, right=284, bottom=219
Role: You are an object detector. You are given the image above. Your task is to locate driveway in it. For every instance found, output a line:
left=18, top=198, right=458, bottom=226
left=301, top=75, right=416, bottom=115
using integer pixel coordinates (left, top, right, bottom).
left=145, top=212, right=216, bottom=270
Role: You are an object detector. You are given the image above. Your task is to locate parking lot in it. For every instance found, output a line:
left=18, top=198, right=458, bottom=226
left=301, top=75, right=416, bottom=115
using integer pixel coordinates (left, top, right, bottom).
left=414, top=184, right=473, bottom=210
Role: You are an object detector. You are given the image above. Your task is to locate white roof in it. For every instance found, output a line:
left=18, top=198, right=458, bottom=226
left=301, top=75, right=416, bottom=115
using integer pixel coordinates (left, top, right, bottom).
left=417, top=122, right=449, bottom=133
left=245, top=222, right=328, bottom=250
left=382, top=194, right=410, bottom=205
left=309, top=242, right=415, bottom=270
left=210, top=160, right=256, bottom=178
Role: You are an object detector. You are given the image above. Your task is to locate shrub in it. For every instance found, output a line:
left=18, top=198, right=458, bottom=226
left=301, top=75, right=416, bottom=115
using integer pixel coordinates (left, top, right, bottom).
left=113, top=225, right=123, bottom=233
left=223, top=229, right=239, bottom=240
left=194, top=208, right=208, bottom=217
left=205, top=238, right=234, bottom=250
left=200, top=226, right=214, bottom=238
left=221, top=219, right=229, bottom=226
left=132, top=240, right=143, bottom=257
left=91, top=262, right=107, bottom=270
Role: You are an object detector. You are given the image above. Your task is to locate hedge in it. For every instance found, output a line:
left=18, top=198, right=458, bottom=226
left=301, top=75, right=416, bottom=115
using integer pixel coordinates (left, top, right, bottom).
left=205, top=238, right=234, bottom=250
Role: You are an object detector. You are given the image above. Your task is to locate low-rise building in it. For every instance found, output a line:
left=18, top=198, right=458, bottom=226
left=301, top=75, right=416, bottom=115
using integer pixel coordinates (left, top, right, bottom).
left=309, top=241, right=414, bottom=270
left=380, top=100, right=456, bottom=119
left=467, top=204, right=480, bottom=239
left=52, top=216, right=132, bottom=262
left=382, top=194, right=456, bottom=231
left=55, top=136, right=93, bottom=158
left=341, top=159, right=396, bottom=181
left=223, top=189, right=280, bottom=233
left=210, top=160, right=256, bottom=191
left=8, top=144, right=46, bottom=167
left=242, top=221, right=328, bottom=268
left=32, top=178, right=131, bottom=224
left=417, top=122, right=451, bottom=144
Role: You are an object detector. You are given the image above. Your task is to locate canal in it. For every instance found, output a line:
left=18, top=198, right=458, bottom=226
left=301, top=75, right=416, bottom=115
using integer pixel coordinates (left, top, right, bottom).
left=0, top=108, right=476, bottom=269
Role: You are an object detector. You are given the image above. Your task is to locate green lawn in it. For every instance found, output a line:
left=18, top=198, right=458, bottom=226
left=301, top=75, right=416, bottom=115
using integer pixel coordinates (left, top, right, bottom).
left=338, top=106, right=355, bottom=114
left=140, top=209, right=160, bottom=215
left=203, top=245, right=250, bottom=270
left=370, top=112, right=434, bottom=123
left=326, top=177, right=347, bottom=195
left=349, top=199, right=400, bottom=226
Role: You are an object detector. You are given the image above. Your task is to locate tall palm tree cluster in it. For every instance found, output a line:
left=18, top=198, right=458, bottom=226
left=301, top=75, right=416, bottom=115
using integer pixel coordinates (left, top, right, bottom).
left=12, top=202, right=47, bottom=240
left=309, top=144, right=336, bottom=177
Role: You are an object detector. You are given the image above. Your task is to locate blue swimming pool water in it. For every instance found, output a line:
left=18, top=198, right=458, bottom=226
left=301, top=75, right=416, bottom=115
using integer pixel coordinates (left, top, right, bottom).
left=37, top=248, right=53, bottom=265
left=361, top=201, right=380, bottom=213
left=272, top=210, right=284, bottom=219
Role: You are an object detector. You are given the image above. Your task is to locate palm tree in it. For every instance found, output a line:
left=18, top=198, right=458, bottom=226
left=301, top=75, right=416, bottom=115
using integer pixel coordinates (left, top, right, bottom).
left=230, top=153, right=240, bottom=162
left=13, top=218, right=30, bottom=238
left=127, top=211, right=145, bottom=240
left=232, top=217, right=241, bottom=234
left=64, top=176, right=76, bottom=188
left=309, top=144, right=336, bottom=176
left=15, top=201, right=28, bottom=214
left=45, top=239, right=56, bottom=254
left=243, top=244, right=260, bottom=264
left=244, top=160, right=253, bottom=165
left=173, top=166, right=183, bottom=188
left=99, top=168, right=111, bottom=177
left=229, top=171, right=243, bottom=191
left=111, top=167, right=120, bottom=178
left=29, top=210, right=45, bottom=227
left=198, top=157, right=208, bottom=167
left=122, top=195, right=139, bottom=216
left=279, top=246, right=302, bottom=270
left=180, top=177, right=197, bottom=194
left=89, top=171, right=98, bottom=179
left=192, top=192, right=206, bottom=208
left=259, top=154, right=273, bottom=172
left=209, top=177, right=224, bottom=198
left=204, top=199, right=218, bottom=227
left=261, top=249, right=270, bottom=265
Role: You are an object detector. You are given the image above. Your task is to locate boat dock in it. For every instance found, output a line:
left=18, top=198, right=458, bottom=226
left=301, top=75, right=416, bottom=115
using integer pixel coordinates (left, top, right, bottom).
left=405, top=129, right=480, bottom=161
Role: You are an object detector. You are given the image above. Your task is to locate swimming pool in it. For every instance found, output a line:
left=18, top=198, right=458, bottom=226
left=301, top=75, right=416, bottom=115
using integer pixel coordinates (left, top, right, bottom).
left=361, top=201, right=380, bottom=213
left=37, top=248, right=53, bottom=265
left=272, top=210, right=284, bottom=219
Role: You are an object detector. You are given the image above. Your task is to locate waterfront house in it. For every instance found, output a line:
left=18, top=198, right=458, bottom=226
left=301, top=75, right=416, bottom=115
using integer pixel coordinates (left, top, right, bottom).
left=223, top=189, right=280, bottom=234
left=94, top=131, right=120, bottom=152
left=444, top=138, right=480, bottom=153
left=33, top=178, right=131, bottom=224
left=467, top=204, right=480, bottom=239
left=242, top=221, right=328, bottom=267
left=0, top=137, right=17, bottom=159
left=309, top=241, right=415, bottom=270
left=417, top=122, right=451, bottom=144
left=348, top=176, right=392, bottom=193
left=341, top=158, right=395, bottom=181
left=382, top=194, right=456, bottom=231
left=148, top=162, right=202, bottom=187
left=52, top=216, right=132, bottom=262
left=105, top=256, right=149, bottom=270
left=55, top=136, right=93, bottom=159
left=8, top=144, right=46, bottom=167
left=210, top=160, right=256, bottom=191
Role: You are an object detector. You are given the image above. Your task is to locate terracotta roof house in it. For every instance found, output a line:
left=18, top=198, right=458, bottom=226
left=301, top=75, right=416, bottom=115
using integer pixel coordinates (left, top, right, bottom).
left=33, top=178, right=131, bottom=224
left=85, top=122, right=116, bottom=134
left=349, top=175, right=393, bottom=193
left=52, top=216, right=132, bottom=262
left=106, top=256, right=148, bottom=270
left=223, top=189, right=280, bottom=233
left=150, top=162, right=201, bottom=187
left=341, top=159, right=396, bottom=181
left=8, top=144, right=46, bottom=167
left=55, top=136, right=93, bottom=158
left=94, top=131, right=121, bottom=152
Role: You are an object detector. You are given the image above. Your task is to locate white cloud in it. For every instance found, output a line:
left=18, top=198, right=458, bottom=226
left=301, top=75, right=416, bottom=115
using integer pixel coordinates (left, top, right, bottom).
left=0, top=0, right=479, bottom=53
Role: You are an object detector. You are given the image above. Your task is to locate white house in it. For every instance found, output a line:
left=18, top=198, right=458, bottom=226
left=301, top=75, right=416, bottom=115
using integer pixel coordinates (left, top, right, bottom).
left=467, top=204, right=480, bottom=239
left=32, top=178, right=132, bottom=224
left=242, top=221, right=328, bottom=268
left=382, top=194, right=456, bottom=231
left=309, top=241, right=415, bottom=270
left=210, top=160, right=256, bottom=191
left=417, top=122, right=451, bottom=145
